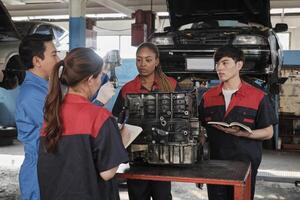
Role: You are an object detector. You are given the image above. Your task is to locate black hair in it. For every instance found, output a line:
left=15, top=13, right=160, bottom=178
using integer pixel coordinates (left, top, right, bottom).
left=18, top=33, right=53, bottom=69
left=214, top=45, right=245, bottom=63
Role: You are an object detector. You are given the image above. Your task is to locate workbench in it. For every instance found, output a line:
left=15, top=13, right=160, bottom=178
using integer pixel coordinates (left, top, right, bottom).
left=117, top=160, right=251, bottom=200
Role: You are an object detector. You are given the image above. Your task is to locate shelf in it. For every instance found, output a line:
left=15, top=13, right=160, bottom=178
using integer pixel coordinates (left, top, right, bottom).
left=280, top=134, right=300, bottom=137
left=282, top=144, right=300, bottom=150
left=279, top=113, right=300, bottom=150
left=279, top=113, right=300, bottom=120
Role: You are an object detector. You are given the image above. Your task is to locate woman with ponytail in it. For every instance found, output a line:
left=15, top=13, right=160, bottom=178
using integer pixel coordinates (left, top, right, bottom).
left=38, top=47, right=128, bottom=200
left=112, top=42, right=177, bottom=200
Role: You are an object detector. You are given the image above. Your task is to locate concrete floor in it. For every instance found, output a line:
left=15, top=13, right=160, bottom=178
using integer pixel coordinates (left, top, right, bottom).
left=258, top=150, right=300, bottom=183
left=0, top=140, right=300, bottom=200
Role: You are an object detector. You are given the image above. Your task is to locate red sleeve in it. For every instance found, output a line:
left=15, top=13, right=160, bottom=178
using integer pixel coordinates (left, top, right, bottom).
left=167, top=76, right=178, bottom=90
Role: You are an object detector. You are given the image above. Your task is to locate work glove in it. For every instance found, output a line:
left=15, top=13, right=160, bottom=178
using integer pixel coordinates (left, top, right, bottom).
left=96, top=81, right=115, bottom=105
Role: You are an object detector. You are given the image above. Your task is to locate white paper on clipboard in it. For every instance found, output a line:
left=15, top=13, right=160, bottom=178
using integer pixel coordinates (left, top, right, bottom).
left=118, top=123, right=143, bottom=148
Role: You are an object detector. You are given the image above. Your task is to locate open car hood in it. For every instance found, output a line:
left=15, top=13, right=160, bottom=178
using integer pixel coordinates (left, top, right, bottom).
left=0, top=1, right=20, bottom=39
left=167, top=0, right=271, bottom=30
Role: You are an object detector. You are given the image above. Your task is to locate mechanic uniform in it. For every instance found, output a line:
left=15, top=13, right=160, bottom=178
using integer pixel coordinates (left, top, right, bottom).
left=112, top=75, right=177, bottom=200
left=15, top=71, right=48, bottom=200
left=198, top=81, right=277, bottom=200
left=37, top=94, right=128, bottom=200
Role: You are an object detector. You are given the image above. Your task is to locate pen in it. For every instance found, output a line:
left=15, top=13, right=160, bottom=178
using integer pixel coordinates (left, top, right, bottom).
left=120, top=116, right=128, bottom=130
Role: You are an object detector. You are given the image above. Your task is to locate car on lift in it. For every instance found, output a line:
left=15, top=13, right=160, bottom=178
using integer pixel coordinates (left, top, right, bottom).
left=150, top=0, right=288, bottom=93
left=0, top=1, right=68, bottom=144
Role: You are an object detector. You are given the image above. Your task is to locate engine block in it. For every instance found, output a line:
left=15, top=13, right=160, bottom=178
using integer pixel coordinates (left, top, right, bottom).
left=124, top=91, right=204, bottom=165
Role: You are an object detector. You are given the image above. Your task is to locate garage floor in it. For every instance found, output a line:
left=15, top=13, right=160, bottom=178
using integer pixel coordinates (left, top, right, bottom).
left=0, top=140, right=300, bottom=200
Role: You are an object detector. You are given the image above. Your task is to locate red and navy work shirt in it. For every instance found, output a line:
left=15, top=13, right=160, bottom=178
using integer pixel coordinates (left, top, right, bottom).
left=38, top=94, right=128, bottom=200
left=112, top=75, right=177, bottom=116
left=198, top=81, right=277, bottom=171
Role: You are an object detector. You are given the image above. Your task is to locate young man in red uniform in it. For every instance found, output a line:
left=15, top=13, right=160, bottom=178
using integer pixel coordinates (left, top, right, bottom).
left=199, top=45, right=277, bottom=200
left=113, top=42, right=177, bottom=200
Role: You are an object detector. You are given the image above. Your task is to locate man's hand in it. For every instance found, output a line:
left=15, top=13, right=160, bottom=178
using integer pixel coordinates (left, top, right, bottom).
left=213, top=125, right=250, bottom=137
left=96, top=82, right=115, bottom=105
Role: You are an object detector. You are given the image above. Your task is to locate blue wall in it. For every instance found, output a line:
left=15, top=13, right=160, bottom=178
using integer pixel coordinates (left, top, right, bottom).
left=283, top=51, right=300, bottom=66
left=105, top=58, right=138, bottom=111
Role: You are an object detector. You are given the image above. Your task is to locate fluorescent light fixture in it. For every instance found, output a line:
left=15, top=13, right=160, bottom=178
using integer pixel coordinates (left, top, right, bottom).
left=1, top=0, right=25, bottom=5
left=86, top=13, right=127, bottom=18
left=12, top=17, right=29, bottom=21
left=284, top=8, right=300, bottom=13
left=157, top=12, right=169, bottom=17
left=22, top=0, right=66, bottom=3
left=12, top=15, right=69, bottom=21
left=271, top=8, right=300, bottom=14
left=271, top=9, right=283, bottom=14
left=12, top=13, right=128, bottom=21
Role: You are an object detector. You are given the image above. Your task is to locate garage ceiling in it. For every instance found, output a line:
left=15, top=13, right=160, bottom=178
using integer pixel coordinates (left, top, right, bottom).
left=2, top=0, right=166, bottom=17
left=2, top=0, right=300, bottom=17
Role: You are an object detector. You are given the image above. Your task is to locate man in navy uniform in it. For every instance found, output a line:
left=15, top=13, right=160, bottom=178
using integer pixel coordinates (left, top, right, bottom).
left=199, top=45, right=277, bottom=200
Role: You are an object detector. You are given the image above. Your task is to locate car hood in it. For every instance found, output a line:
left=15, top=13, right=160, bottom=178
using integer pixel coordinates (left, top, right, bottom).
left=0, top=1, right=20, bottom=40
left=167, top=0, right=271, bottom=30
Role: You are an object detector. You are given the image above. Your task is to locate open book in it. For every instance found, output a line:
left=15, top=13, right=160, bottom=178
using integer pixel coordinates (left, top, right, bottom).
left=118, top=123, right=143, bottom=148
left=207, top=121, right=253, bottom=133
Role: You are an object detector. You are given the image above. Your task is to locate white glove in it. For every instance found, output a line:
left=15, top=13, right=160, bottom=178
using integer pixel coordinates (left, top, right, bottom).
left=102, top=63, right=111, bottom=74
left=96, top=82, right=115, bottom=105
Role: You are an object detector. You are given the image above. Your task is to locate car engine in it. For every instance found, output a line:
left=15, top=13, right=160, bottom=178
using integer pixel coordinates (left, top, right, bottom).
left=123, top=91, right=207, bottom=165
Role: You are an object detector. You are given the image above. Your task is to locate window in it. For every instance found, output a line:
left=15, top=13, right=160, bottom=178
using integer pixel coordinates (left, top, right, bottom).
left=97, top=36, right=137, bottom=58
left=52, top=26, right=65, bottom=39
left=120, top=36, right=137, bottom=58
left=97, top=36, right=120, bottom=57
left=35, top=25, right=52, bottom=35
left=277, top=32, right=290, bottom=50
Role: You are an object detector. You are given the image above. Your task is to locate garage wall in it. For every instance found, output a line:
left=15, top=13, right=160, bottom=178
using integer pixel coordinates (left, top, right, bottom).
left=96, top=20, right=132, bottom=36
left=280, top=67, right=300, bottom=115
left=52, top=20, right=133, bottom=36
left=272, top=15, right=300, bottom=50
left=53, top=18, right=167, bottom=35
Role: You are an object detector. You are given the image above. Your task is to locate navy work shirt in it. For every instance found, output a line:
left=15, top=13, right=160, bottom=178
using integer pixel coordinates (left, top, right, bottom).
left=199, top=81, right=277, bottom=170
left=38, top=94, right=128, bottom=200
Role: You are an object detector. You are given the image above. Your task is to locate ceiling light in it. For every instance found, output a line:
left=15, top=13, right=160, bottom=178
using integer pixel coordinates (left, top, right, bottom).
left=22, top=0, right=66, bottom=4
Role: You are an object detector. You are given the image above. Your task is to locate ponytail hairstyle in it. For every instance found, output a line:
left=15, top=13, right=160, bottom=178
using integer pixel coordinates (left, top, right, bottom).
left=136, top=42, right=175, bottom=92
left=43, top=47, right=103, bottom=153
